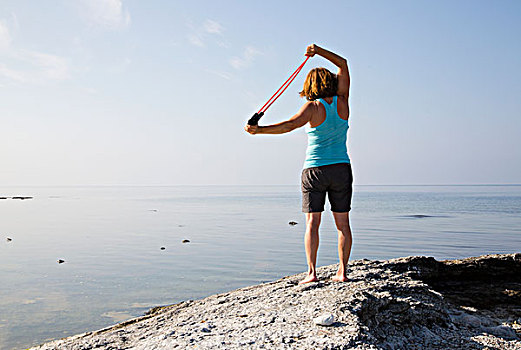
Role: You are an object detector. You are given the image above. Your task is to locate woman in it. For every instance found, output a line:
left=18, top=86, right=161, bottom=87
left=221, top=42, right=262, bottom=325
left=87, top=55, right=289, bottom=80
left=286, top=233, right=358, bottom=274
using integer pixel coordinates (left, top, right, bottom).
left=245, top=44, right=353, bottom=284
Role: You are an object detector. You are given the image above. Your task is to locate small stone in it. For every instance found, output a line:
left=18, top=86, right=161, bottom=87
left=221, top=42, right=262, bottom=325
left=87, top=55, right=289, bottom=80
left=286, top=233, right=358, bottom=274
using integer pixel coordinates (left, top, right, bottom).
left=313, top=313, right=335, bottom=326
left=160, top=247, right=166, bottom=250
left=6, top=237, right=12, bottom=242
left=288, top=221, right=298, bottom=226
left=57, top=259, right=65, bottom=264
left=182, top=239, right=190, bottom=243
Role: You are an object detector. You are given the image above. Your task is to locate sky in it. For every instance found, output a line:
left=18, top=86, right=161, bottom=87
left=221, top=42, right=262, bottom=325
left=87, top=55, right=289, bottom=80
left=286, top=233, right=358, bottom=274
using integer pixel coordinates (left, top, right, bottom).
left=1, top=0, right=520, bottom=186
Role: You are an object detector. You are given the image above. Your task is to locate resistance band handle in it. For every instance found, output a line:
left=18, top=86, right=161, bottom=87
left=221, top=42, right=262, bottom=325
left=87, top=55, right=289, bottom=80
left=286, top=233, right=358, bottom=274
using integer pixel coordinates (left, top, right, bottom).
left=247, top=112, right=264, bottom=126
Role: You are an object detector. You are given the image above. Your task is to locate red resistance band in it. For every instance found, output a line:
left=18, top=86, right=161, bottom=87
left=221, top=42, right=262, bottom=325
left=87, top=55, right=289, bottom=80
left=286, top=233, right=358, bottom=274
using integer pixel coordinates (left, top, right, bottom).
left=247, top=55, right=310, bottom=126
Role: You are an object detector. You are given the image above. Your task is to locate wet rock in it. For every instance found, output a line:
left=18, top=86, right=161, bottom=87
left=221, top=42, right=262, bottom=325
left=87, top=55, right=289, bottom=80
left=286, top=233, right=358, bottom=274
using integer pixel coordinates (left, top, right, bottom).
left=288, top=221, right=298, bottom=226
left=12, top=196, right=33, bottom=200
left=0, top=197, right=7, bottom=199
left=160, top=247, right=166, bottom=250
left=6, top=237, right=12, bottom=242
left=57, top=259, right=65, bottom=264
left=459, top=314, right=482, bottom=328
left=482, top=325, right=518, bottom=339
left=182, top=239, right=190, bottom=243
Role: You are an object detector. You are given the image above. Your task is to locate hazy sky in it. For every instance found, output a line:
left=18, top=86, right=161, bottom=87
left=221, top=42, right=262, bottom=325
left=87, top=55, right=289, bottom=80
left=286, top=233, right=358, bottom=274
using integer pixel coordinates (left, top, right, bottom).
left=1, top=0, right=520, bottom=185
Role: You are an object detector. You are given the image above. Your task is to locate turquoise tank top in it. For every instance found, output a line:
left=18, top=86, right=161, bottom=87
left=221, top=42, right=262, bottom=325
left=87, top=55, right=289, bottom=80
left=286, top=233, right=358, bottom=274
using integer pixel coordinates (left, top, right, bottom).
left=304, top=96, right=350, bottom=169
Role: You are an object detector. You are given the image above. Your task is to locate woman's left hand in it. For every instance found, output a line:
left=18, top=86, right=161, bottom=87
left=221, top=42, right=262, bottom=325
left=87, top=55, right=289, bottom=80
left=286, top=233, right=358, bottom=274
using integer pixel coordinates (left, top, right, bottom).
left=306, top=44, right=318, bottom=57
left=244, top=124, right=259, bottom=134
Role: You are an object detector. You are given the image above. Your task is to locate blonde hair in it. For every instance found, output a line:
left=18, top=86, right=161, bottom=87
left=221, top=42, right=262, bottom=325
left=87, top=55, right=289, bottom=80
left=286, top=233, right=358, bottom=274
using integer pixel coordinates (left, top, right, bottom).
left=299, top=68, right=338, bottom=101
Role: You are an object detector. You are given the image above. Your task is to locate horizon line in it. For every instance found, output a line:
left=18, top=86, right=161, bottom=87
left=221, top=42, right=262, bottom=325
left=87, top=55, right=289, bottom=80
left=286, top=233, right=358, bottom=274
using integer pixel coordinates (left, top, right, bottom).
left=1, top=183, right=521, bottom=187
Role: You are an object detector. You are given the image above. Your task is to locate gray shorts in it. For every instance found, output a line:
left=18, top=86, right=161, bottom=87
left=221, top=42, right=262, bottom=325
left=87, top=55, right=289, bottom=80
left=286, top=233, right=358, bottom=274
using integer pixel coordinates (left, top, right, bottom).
left=301, top=163, right=353, bottom=213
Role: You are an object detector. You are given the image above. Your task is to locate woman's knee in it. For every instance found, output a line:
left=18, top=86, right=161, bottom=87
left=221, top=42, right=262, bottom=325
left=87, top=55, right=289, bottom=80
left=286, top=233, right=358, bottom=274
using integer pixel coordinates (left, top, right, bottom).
left=306, top=213, right=322, bottom=229
left=337, top=228, right=352, bottom=239
left=333, top=212, right=349, bottom=228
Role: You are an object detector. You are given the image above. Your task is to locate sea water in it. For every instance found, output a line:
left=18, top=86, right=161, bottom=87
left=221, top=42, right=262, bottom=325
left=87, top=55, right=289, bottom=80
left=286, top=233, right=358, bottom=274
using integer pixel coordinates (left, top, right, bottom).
left=1, top=185, right=520, bottom=349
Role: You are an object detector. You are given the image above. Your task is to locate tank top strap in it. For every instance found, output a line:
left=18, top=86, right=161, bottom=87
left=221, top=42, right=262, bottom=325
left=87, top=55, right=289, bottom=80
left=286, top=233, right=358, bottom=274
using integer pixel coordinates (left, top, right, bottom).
left=316, top=96, right=337, bottom=117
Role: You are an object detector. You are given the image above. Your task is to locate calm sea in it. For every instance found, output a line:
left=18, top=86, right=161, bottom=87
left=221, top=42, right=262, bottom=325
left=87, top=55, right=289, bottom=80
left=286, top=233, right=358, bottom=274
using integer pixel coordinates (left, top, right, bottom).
left=1, top=185, right=520, bottom=349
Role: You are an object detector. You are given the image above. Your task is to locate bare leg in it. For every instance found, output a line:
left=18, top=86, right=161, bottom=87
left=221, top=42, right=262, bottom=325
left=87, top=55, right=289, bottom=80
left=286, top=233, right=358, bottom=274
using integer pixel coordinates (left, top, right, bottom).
left=332, top=212, right=352, bottom=282
left=299, top=212, right=321, bottom=284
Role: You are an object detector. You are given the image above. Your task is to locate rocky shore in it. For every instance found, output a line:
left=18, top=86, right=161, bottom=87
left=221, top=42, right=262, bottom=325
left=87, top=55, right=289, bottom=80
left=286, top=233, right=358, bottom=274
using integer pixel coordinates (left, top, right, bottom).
left=31, top=253, right=521, bottom=350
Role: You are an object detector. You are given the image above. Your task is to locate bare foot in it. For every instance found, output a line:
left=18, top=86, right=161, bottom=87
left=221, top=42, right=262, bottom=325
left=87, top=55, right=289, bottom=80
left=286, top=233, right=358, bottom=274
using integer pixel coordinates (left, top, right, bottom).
left=299, top=274, right=318, bottom=284
left=331, top=273, right=348, bottom=282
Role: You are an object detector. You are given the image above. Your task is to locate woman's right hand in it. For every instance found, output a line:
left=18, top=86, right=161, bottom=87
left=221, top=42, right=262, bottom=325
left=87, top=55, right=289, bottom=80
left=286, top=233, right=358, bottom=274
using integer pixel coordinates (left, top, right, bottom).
left=306, top=44, right=319, bottom=57
left=244, top=124, right=259, bottom=134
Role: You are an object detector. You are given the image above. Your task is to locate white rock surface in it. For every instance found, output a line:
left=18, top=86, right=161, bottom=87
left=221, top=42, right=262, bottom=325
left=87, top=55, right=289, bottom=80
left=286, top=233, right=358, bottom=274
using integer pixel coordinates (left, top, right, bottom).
left=29, top=253, right=521, bottom=350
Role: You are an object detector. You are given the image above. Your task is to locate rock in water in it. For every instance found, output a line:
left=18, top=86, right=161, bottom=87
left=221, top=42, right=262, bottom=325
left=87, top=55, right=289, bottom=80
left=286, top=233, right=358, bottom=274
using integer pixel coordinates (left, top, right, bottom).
left=288, top=221, right=298, bottom=226
left=160, top=247, right=166, bottom=250
left=6, top=237, right=12, bottom=242
left=57, top=259, right=65, bottom=264
left=182, top=239, right=190, bottom=243
left=313, top=313, right=335, bottom=326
